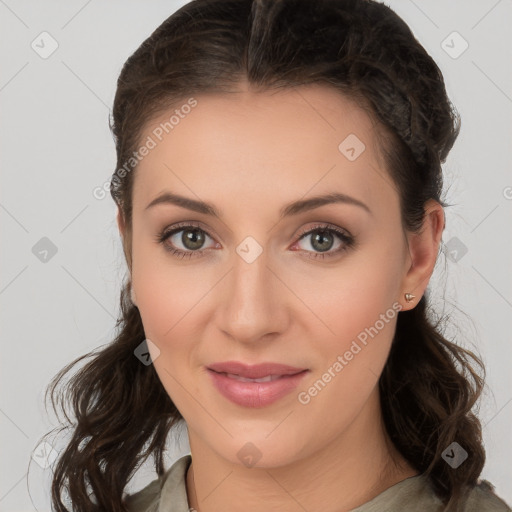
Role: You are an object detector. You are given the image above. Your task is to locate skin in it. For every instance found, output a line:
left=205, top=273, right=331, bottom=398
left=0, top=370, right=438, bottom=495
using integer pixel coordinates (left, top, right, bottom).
left=117, top=82, right=444, bottom=512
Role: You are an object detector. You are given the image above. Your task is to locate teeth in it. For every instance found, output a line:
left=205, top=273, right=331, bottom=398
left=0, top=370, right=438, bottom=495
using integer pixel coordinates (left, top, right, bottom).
left=224, top=372, right=280, bottom=383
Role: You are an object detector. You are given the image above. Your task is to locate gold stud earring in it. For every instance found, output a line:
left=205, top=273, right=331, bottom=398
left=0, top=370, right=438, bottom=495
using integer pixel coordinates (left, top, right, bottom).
left=404, top=293, right=415, bottom=303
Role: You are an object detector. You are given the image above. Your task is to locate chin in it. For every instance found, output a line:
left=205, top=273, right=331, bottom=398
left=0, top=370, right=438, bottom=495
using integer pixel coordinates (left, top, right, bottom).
left=207, top=433, right=312, bottom=470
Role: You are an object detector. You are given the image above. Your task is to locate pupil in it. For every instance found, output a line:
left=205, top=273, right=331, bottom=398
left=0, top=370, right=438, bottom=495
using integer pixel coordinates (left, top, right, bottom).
left=183, top=229, right=204, bottom=250
left=180, top=229, right=334, bottom=253
left=312, top=231, right=333, bottom=252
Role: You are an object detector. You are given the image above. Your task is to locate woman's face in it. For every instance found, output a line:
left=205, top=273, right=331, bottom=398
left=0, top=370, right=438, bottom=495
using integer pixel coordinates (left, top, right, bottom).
left=124, top=84, right=427, bottom=468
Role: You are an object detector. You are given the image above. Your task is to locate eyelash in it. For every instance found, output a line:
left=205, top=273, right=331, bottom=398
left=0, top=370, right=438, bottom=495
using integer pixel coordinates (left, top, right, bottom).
left=155, top=221, right=355, bottom=261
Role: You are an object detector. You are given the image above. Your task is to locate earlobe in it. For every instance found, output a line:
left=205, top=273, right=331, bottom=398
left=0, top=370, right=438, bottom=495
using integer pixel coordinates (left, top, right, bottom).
left=116, top=207, right=125, bottom=237
left=118, top=208, right=137, bottom=307
left=116, top=207, right=133, bottom=272
left=119, top=206, right=136, bottom=307
left=400, top=200, right=445, bottom=310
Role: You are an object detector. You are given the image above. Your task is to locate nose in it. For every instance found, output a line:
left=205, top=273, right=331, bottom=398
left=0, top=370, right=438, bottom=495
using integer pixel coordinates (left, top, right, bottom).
left=214, top=246, right=289, bottom=345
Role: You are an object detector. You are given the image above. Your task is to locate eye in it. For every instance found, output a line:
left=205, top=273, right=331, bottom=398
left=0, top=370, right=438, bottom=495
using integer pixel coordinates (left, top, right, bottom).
left=291, top=223, right=355, bottom=260
left=156, top=222, right=356, bottom=260
left=155, top=222, right=218, bottom=260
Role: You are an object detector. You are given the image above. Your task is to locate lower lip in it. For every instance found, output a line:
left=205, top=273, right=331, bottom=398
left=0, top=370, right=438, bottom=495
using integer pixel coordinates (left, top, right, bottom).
left=207, top=369, right=309, bottom=408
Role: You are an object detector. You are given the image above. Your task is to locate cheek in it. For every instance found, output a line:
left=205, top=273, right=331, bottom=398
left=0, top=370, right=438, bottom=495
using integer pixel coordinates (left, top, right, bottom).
left=131, top=222, right=405, bottom=409
left=133, top=223, right=405, bottom=355
left=293, top=239, right=404, bottom=414
left=300, top=239, right=404, bottom=347
left=131, top=232, right=211, bottom=339
left=295, top=289, right=399, bottom=440
left=131, top=252, right=208, bottom=410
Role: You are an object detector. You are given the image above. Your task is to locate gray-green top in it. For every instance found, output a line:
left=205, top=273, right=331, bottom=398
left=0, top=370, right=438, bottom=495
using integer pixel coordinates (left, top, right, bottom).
left=124, top=454, right=511, bottom=512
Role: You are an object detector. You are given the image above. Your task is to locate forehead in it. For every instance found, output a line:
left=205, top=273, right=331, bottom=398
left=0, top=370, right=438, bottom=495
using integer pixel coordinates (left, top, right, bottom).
left=132, top=84, right=395, bottom=217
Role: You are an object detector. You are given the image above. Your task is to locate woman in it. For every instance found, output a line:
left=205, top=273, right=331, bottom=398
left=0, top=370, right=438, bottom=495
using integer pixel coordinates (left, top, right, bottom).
left=44, top=0, right=511, bottom=511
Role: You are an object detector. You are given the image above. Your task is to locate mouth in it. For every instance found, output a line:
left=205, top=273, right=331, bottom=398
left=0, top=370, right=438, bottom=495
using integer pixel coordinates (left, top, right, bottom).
left=206, top=361, right=308, bottom=380
left=206, top=366, right=310, bottom=408
left=209, top=369, right=307, bottom=383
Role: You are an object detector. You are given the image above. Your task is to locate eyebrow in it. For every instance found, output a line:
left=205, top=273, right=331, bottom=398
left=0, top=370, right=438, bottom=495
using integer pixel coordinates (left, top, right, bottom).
left=145, top=191, right=371, bottom=218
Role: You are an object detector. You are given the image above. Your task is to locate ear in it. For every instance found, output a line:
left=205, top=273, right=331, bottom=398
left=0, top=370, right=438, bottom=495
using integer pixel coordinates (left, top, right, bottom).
left=116, top=207, right=133, bottom=274
left=116, top=207, right=125, bottom=237
left=399, top=199, right=445, bottom=311
left=116, top=207, right=136, bottom=305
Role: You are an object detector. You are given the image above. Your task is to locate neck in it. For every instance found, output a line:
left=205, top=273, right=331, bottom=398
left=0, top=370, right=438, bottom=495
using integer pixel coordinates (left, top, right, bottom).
left=185, top=390, right=417, bottom=512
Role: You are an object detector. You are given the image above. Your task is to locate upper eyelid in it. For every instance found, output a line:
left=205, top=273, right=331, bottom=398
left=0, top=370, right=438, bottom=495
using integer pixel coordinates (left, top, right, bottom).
left=161, top=221, right=352, bottom=247
left=296, top=223, right=351, bottom=238
left=162, top=221, right=214, bottom=239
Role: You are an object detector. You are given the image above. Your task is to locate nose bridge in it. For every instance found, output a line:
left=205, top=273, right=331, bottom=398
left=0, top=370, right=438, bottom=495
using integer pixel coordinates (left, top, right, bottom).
left=216, top=241, right=285, bottom=343
left=232, top=243, right=269, bottom=300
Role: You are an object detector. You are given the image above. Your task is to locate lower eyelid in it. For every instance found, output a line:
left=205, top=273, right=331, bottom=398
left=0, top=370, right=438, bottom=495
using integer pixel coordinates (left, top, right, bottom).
left=293, top=230, right=352, bottom=255
left=159, top=225, right=354, bottom=257
left=164, top=228, right=217, bottom=251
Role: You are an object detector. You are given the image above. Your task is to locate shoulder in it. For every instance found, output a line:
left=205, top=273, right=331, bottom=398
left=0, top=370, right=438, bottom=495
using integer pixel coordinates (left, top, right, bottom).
left=463, top=480, right=512, bottom=512
left=351, top=474, right=511, bottom=512
left=123, top=474, right=163, bottom=512
left=123, top=454, right=192, bottom=512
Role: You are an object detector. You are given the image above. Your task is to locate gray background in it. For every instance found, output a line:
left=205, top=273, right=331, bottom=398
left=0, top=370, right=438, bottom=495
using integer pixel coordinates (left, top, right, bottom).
left=1, top=0, right=511, bottom=510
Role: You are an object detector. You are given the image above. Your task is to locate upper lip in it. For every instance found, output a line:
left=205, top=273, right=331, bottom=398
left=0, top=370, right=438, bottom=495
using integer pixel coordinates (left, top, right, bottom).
left=207, top=361, right=308, bottom=379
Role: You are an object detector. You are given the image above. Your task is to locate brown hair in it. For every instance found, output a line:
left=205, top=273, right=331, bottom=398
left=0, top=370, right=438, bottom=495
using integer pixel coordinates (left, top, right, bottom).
left=42, top=0, right=486, bottom=510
